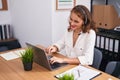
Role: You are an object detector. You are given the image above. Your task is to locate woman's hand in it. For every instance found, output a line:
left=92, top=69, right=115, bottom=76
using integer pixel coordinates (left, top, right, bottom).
left=50, top=56, right=80, bottom=65
left=49, top=56, right=64, bottom=64
left=46, top=45, right=58, bottom=54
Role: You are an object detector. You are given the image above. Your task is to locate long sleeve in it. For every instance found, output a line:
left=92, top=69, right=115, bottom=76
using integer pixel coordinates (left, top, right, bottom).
left=78, top=30, right=96, bottom=65
left=52, top=29, right=96, bottom=65
left=53, top=32, right=67, bottom=51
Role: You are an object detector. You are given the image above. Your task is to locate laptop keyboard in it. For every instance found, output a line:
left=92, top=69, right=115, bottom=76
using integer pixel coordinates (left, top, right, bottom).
left=47, top=55, right=53, bottom=60
left=47, top=55, right=68, bottom=69
left=47, top=55, right=61, bottom=69
left=50, top=62, right=61, bottom=69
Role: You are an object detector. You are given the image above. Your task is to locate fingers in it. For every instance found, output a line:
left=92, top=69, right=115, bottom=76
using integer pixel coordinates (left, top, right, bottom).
left=50, top=57, right=59, bottom=64
left=45, top=46, right=52, bottom=54
left=45, top=48, right=49, bottom=53
left=50, top=59, right=56, bottom=64
left=48, top=46, right=54, bottom=53
left=46, top=46, right=57, bottom=54
left=49, top=57, right=63, bottom=64
left=49, top=57, right=56, bottom=64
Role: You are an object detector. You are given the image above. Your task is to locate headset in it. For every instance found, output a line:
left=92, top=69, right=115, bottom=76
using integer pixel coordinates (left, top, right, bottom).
left=79, top=7, right=88, bottom=26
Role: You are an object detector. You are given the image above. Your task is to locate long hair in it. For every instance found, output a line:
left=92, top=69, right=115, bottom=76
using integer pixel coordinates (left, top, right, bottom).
left=68, top=5, right=97, bottom=33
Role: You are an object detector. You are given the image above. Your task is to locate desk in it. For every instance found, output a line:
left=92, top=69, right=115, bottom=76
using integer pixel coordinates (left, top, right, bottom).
left=0, top=49, right=119, bottom=80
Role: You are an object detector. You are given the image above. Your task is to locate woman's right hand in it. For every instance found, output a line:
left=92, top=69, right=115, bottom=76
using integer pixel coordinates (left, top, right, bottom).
left=46, top=45, right=58, bottom=54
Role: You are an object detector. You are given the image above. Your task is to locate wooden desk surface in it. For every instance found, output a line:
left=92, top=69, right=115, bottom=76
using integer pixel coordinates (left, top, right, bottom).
left=0, top=49, right=119, bottom=80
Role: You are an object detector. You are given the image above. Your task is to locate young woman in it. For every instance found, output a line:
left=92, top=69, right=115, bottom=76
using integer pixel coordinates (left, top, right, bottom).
left=46, top=5, right=96, bottom=65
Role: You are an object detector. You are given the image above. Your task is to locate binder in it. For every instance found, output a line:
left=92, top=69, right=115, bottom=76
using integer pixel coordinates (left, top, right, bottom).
left=96, top=35, right=100, bottom=47
left=0, top=25, right=3, bottom=40
left=0, top=24, right=13, bottom=40
left=100, top=36, right=104, bottom=49
left=4, top=25, right=7, bottom=39
left=6, top=24, right=11, bottom=39
left=109, top=39, right=113, bottom=52
left=114, top=40, right=119, bottom=53
left=9, top=25, right=13, bottom=39
left=105, top=38, right=109, bottom=50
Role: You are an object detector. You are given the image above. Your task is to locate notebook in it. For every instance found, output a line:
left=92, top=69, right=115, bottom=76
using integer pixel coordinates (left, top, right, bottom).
left=26, top=43, right=68, bottom=71
left=55, top=65, right=101, bottom=80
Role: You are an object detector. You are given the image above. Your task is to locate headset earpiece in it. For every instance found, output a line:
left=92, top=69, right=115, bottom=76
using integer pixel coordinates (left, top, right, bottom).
left=79, top=7, right=88, bottom=25
left=84, top=14, right=87, bottom=25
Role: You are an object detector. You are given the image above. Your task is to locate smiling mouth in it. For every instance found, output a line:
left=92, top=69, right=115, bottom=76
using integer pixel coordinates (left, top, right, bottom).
left=71, top=26, right=76, bottom=29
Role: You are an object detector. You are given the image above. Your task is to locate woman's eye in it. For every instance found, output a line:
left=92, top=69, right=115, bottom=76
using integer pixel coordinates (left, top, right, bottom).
left=69, top=18, right=79, bottom=23
left=74, top=20, right=79, bottom=23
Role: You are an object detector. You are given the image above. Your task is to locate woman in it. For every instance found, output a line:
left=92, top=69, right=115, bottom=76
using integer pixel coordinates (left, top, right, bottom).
left=46, top=5, right=96, bottom=65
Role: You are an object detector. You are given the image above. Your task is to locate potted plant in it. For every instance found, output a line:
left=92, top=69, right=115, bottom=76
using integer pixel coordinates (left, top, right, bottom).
left=58, top=74, right=74, bottom=80
left=20, top=48, right=33, bottom=71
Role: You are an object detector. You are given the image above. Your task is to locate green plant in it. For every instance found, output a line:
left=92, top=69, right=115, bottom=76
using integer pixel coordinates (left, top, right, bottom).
left=20, top=48, right=33, bottom=63
left=59, top=74, right=74, bottom=80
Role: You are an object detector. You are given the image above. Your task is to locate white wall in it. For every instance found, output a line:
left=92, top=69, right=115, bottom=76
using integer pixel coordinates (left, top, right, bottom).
left=51, top=1, right=70, bottom=43
left=9, top=0, right=52, bottom=47
left=76, top=0, right=91, bottom=10
left=52, top=0, right=91, bottom=43
left=7, top=0, right=90, bottom=47
left=0, top=0, right=11, bottom=24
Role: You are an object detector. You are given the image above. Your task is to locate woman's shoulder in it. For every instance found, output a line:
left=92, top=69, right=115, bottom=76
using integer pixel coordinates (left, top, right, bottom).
left=87, top=29, right=96, bottom=35
left=89, top=29, right=96, bottom=34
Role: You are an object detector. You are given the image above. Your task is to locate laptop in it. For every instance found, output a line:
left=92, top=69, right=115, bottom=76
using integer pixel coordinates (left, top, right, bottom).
left=26, top=43, right=68, bottom=71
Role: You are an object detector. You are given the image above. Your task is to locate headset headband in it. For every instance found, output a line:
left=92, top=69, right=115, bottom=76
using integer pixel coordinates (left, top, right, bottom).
left=79, top=7, right=87, bottom=25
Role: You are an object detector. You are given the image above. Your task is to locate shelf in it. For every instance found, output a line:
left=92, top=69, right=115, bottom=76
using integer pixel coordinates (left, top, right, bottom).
left=0, top=38, right=21, bottom=51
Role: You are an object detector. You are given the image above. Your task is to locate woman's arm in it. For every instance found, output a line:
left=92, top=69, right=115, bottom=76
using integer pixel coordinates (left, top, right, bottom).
left=53, top=31, right=68, bottom=51
left=63, top=57, right=80, bottom=64
left=50, top=56, right=80, bottom=65
left=46, top=31, right=67, bottom=54
left=78, top=30, right=96, bottom=65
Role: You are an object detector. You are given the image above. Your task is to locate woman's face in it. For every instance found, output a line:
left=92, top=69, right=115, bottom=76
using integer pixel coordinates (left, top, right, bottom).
left=69, top=12, right=83, bottom=31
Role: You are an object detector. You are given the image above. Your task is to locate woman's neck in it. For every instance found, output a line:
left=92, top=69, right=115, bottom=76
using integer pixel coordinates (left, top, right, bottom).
left=74, top=29, right=82, bottom=34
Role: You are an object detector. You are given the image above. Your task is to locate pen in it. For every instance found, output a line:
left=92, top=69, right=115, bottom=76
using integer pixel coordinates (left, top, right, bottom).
left=77, top=70, right=80, bottom=77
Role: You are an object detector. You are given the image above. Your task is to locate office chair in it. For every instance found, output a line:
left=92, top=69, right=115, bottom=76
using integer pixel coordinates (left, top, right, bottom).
left=91, top=48, right=103, bottom=69
left=105, top=61, right=120, bottom=78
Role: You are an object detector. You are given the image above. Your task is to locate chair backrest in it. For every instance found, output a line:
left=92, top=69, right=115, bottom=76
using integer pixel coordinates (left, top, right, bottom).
left=105, top=61, right=120, bottom=78
left=91, top=48, right=102, bottom=69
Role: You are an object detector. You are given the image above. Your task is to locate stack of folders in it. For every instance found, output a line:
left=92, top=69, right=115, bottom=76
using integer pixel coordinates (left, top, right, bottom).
left=96, top=35, right=119, bottom=53
left=55, top=65, right=101, bottom=80
left=0, top=24, right=13, bottom=40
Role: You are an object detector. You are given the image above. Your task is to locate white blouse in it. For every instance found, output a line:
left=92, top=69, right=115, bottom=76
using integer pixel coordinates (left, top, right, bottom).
left=54, top=29, right=96, bottom=65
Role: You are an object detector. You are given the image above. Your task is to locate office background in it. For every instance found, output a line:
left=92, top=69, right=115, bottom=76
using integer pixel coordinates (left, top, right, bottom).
left=0, top=0, right=119, bottom=47
left=0, top=0, right=90, bottom=47
left=0, top=0, right=120, bottom=78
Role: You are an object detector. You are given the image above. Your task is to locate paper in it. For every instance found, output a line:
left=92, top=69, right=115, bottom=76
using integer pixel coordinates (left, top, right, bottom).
left=0, top=49, right=25, bottom=60
left=14, top=50, right=25, bottom=56
left=55, top=65, right=101, bottom=80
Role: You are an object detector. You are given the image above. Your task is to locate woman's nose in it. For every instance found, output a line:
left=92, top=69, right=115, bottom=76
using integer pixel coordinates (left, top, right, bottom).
left=70, top=21, right=74, bottom=25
